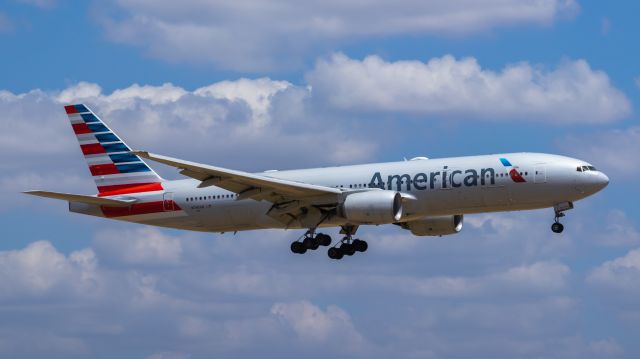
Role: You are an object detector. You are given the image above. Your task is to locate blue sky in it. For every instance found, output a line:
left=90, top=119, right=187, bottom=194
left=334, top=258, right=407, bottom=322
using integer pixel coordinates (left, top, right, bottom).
left=2, top=1, right=640, bottom=358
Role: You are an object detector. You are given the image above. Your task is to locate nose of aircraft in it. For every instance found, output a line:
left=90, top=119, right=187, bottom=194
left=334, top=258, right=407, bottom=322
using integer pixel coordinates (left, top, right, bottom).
left=580, top=171, right=609, bottom=195
left=598, top=171, right=610, bottom=190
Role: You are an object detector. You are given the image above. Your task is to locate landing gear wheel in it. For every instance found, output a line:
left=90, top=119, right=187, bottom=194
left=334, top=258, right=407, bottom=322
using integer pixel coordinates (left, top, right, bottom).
left=352, top=239, right=368, bottom=252
left=328, top=247, right=343, bottom=260
left=290, top=241, right=306, bottom=254
left=551, top=222, right=564, bottom=233
left=316, top=233, right=332, bottom=246
left=302, top=236, right=320, bottom=250
left=340, top=242, right=356, bottom=256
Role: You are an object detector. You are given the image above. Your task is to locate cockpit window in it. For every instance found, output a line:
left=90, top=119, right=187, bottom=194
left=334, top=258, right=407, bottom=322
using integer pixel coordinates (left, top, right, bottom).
left=577, top=165, right=597, bottom=172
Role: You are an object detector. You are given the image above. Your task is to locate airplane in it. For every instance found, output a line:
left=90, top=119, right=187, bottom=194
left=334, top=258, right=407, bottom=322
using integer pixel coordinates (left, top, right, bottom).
left=25, top=104, right=609, bottom=260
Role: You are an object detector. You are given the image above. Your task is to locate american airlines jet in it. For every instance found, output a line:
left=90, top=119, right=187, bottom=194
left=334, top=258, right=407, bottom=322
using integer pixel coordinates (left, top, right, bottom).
left=26, top=104, right=609, bottom=260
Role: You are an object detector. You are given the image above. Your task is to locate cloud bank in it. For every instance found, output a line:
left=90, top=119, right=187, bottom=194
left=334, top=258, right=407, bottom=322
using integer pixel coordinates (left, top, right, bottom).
left=100, top=0, right=579, bottom=70
left=307, top=54, right=631, bottom=123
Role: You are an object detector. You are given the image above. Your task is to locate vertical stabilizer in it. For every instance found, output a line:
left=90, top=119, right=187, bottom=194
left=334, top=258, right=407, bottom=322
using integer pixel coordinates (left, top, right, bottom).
left=64, top=104, right=164, bottom=196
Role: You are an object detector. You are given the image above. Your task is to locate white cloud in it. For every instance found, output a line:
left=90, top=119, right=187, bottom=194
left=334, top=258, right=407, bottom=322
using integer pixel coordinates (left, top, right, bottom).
left=562, top=127, right=640, bottom=180
left=194, top=78, right=290, bottom=128
left=493, top=261, right=570, bottom=292
left=590, top=210, right=640, bottom=247
left=271, top=300, right=364, bottom=346
left=587, top=247, right=640, bottom=294
left=0, top=225, right=629, bottom=359
left=93, top=227, right=183, bottom=266
left=0, top=89, right=76, bottom=157
left=99, top=0, right=579, bottom=71
left=1, top=172, right=93, bottom=210
left=306, top=53, right=631, bottom=123
left=375, top=261, right=570, bottom=298
left=0, top=241, right=97, bottom=300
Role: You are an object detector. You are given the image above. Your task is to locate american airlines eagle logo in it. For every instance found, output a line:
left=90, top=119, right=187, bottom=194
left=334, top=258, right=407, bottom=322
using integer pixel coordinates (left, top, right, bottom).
left=500, top=158, right=526, bottom=183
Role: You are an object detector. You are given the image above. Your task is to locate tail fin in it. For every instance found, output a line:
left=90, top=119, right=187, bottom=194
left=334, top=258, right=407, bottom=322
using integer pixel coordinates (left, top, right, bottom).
left=64, top=104, right=164, bottom=196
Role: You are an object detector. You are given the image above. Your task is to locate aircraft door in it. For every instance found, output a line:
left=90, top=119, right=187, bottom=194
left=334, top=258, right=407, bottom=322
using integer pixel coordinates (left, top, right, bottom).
left=163, top=192, right=175, bottom=211
left=534, top=166, right=547, bottom=183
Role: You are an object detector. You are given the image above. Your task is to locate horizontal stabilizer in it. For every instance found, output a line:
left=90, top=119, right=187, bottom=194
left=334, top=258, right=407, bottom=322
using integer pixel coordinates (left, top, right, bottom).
left=23, top=190, right=138, bottom=207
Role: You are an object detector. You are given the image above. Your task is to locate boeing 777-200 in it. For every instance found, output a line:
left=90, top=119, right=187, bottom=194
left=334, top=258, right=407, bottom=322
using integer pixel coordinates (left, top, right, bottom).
left=25, top=104, right=609, bottom=260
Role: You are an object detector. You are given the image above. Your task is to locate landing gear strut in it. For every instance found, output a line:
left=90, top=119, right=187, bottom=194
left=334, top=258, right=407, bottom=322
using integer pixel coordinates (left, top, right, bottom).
left=551, top=202, right=573, bottom=234
left=327, top=225, right=368, bottom=260
left=290, top=230, right=331, bottom=254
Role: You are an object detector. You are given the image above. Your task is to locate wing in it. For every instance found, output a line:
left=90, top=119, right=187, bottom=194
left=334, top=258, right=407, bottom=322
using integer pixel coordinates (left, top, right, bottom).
left=132, top=151, right=342, bottom=202
left=24, top=190, right=138, bottom=207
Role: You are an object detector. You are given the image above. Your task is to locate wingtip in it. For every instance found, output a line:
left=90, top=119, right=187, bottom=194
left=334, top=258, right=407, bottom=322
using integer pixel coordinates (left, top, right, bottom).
left=130, top=150, right=150, bottom=157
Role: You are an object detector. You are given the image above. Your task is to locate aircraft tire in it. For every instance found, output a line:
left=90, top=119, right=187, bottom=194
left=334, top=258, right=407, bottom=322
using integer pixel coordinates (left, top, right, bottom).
left=340, top=243, right=356, bottom=256
left=302, top=236, right=315, bottom=249
left=551, top=222, right=564, bottom=233
left=328, top=247, right=343, bottom=260
left=353, top=239, right=368, bottom=252
left=291, top=241, right=306, bottom=254
left=317, top=233, right=332, bottom=246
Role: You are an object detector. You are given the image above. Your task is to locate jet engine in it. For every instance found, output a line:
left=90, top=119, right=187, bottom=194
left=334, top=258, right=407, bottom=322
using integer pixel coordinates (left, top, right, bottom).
left=340, top=191, right=403, bottom=224
left=400, top=215, right=464, bottom=236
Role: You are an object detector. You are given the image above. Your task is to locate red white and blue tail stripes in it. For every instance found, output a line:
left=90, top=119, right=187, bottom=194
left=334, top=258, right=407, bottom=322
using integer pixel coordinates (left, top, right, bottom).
left=64, top=104, right=164, bottom=196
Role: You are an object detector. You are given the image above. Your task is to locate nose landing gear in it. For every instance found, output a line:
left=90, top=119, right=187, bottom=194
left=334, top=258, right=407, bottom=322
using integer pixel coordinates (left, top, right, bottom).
left=551, top=221, right=564, bottom=234
left=551, top=202, right=573, bottom=234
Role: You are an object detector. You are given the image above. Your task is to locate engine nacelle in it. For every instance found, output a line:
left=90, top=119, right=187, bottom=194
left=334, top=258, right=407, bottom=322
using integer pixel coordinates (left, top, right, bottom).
left=401, top=215, right=464, bottom=236
left=340, top=191, right=403, bottom=224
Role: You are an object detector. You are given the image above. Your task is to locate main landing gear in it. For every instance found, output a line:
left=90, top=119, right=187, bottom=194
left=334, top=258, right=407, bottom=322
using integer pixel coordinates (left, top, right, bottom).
left=290, top=225, right=368, bottom=260
left=327, top=238, right=368, bottom=260
left=327, top=225, right=367, bottom=260
left=551, top=202, right=573, bottom=234
left=290, top=230, right=331, bottom=254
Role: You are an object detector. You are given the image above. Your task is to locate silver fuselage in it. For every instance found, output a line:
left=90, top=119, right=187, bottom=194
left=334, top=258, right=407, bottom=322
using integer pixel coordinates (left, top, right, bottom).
left=70, top=152, right=609, bottom=233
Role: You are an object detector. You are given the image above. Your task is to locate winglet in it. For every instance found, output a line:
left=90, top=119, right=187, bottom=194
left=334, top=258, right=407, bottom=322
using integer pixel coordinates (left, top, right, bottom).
left=131, top=150, right=150, bottom=158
